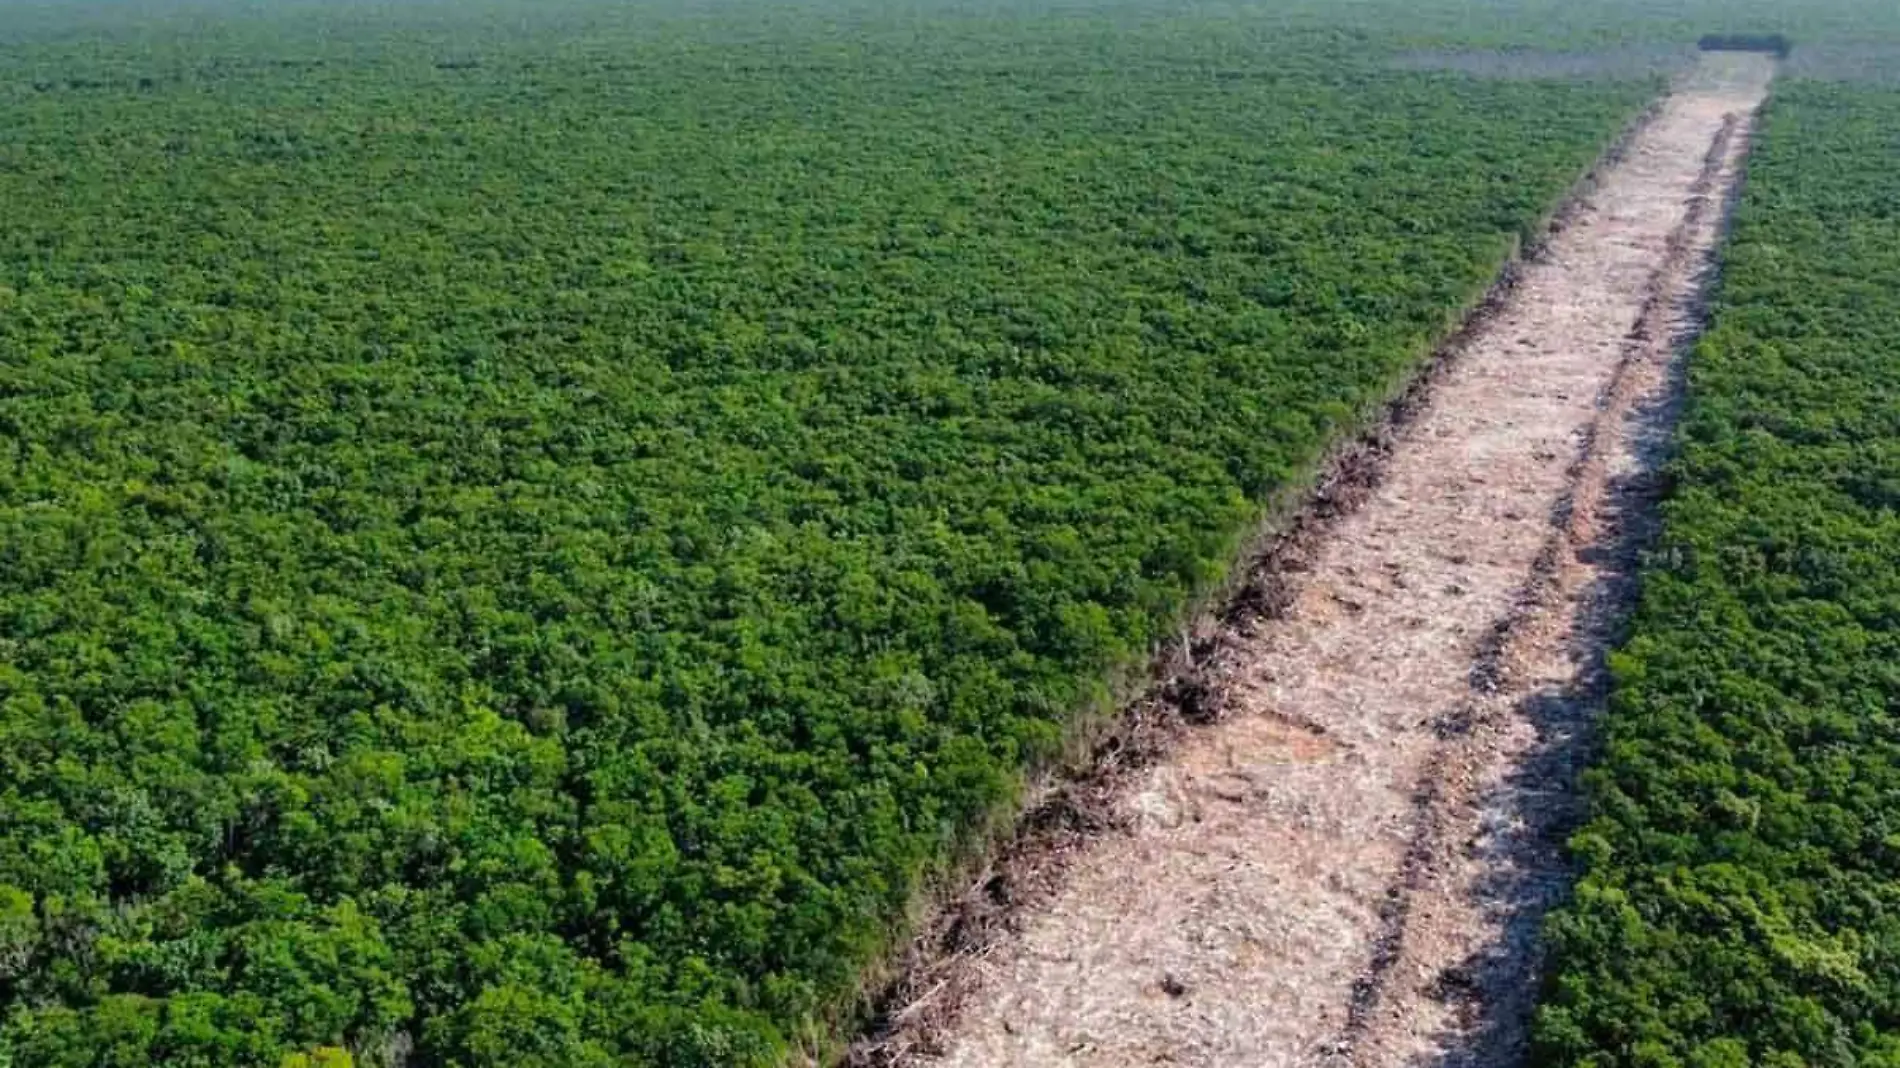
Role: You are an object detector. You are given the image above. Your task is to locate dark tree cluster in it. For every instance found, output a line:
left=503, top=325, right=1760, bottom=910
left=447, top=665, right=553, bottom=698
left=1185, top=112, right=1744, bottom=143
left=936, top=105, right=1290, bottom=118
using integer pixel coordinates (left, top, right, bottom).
left=1697, top=33, right=1794, bottom=58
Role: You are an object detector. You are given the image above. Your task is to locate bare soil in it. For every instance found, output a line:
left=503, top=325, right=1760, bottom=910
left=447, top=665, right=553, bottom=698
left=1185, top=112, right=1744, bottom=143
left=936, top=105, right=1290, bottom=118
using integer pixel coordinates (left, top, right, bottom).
left=848, top=52, right=1774, bottom=1068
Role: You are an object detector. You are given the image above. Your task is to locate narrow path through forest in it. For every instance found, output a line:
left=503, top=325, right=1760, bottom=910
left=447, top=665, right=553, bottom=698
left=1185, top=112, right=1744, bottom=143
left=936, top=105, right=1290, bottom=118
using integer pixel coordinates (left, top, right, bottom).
left=865, top=52, right=1775, bottom=1068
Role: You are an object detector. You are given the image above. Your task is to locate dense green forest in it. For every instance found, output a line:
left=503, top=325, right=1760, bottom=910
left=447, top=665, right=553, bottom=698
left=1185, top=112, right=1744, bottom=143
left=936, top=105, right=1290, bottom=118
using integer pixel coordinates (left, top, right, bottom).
left=4, top=0, right=1899, bottom=1065
left=0, top=2, right=1659, bottom=1064
left=1533, top=83, right=1900, bottom=1068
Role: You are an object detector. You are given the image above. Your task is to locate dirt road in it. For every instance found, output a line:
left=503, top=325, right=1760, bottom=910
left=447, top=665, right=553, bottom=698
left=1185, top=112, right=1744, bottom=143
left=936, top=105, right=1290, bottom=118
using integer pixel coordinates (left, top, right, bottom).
left=888, top=52, right=1774, bottom=1068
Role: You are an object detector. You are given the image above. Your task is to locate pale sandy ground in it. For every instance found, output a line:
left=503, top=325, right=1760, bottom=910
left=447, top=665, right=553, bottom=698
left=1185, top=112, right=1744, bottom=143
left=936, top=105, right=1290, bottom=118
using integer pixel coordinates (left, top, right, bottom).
left=915, top=52, right=1773, bottom=1068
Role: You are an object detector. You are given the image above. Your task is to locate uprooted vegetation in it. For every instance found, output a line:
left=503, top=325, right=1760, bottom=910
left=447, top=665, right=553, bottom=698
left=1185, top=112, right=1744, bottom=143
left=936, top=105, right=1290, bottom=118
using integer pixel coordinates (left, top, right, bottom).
left=891, top=54, right=1773, bottom=1068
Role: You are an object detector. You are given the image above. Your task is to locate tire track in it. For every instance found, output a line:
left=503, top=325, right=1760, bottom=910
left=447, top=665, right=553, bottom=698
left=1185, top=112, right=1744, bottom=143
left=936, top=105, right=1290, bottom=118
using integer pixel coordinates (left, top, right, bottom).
left=1335, top=108, right=1756, bottom=1068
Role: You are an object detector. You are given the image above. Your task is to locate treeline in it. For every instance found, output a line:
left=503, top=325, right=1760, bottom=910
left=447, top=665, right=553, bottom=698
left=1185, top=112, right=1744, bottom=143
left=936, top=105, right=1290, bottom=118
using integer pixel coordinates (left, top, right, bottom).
left=1534, top=82, right=1900, bottom=1067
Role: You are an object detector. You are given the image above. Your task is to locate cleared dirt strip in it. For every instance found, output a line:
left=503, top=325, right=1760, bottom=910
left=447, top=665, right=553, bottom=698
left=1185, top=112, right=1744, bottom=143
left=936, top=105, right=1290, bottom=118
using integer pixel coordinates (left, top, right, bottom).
left=865, top=52, right=1773, bottom=1068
